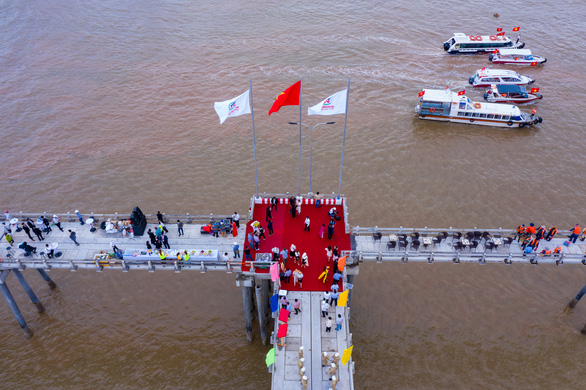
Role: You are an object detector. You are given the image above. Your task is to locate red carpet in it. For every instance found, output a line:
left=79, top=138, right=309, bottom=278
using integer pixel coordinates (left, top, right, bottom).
left=243, top=198, right=351, bottom=292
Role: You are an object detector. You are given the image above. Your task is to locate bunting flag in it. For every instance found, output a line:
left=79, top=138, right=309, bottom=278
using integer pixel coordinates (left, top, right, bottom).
left=268, top=81, right=301, bottom=116
left=265, top=348, right=275, bottom=367
left=496, top=27, right=503, bottom=32
left=497, top=32, right=505, bottom=36
left=457, top=90, right=465, bottom=96
left=214, top=90, right=251, bottom=124
left=341, top=345, right=353, bottom=365
left=512, top=26, right=520, bottom=32
left=278, top=308, right=290, bottom=323
left=530, top=87, right=540, bottom=94
left=337, top=256, right=347, bottom=272
left=270, top=263, right=279, bottom=281
left=277, top=323, right=288, bottom=338
left=308, top=89, right=347, bottom=116
left=270, top=294, right=279, bottom=312
left=418, top=91, right=425, bottom=97
left=337, top=289, right=349, bottom=307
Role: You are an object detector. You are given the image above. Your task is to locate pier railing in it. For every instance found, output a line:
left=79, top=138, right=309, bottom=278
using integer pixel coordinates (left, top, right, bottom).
left=350, top=226, right=575, bottom=237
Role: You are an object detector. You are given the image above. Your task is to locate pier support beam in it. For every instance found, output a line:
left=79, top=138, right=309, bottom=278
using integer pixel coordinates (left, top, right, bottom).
left=568, top=285, right=586, bottom=309
left=255, top=279, right=270, bottom=345
left=0, top=271, right=33, bottom=338
left=242, top=285, right=254, bottom=342
left=346, top=274, right=355, bottom=309
left=12, top=269, right=45, bottom=313
left=37, top=269, right=57, bottom=289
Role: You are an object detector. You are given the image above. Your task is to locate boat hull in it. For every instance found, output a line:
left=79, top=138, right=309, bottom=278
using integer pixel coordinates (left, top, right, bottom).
left=485, top=95, right=543, bottom=104
left=416, top=113, right=531, bottom=128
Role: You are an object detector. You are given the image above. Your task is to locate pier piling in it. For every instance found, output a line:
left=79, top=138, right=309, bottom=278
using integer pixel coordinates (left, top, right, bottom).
left=568, top=284, right=586, bottom=309
left=242, top=285, right=254, bottom=342
left=0, top=271, right=33, bottom=338
left=13, top=269, right=45, bottom=313
left=37, top=269, right=57, bottom=289
left=255, top=280, right=268, bottom=345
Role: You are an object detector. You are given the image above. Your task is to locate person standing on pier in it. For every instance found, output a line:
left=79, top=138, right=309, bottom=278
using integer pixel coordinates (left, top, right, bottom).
left=45, top=243, right=54, bottom=258
left=232, top=212, right=240, bottom=228
left=2, top=222, right=11, bottom=235
left=53, top=215, right=64, bottom=232
left=304, top=216, right=310, bottom=231
left=526, top=223, right=536, bottom=236
left=319, top=223, right=325, bottom=239
left=21, top=223, right=34, bottom=241
left=177, top=220, right=184, bottom=237
left=325, top=317, right=332, bottom=332
left=41, top=216, right=52, bottom=234
left=515, top=224, right=525, bottom=242
left=259, top=225, right=266, bottom=240
left=336, top=314, right=343, bottom=331
left=32, top=226, right=44, bottom=241
left=321, top=300, right=329, bottom=317
left=233, top=242, right=240, bottom=258
left=328, top=220, right=335, bottom=240
left=162, top=234, right=170, bottom=249
left=569, top=224, right=581, bottom=244
left=293, top=298, right=301, bottom=314
left=148, top=229, right=156, bottom=245
left=244, top=245, right=253, bottom=262
left=266, top=205, right=272, bottom=222
left=5, top=232, right=14, bottom=246
left=146, top=241, right=152, bottom=251
left=315, top=192, right=322, bottom=208
left=545, top=226, right=557, bottom=241
left=253, top=233, right=260, bottom=250
left=318, top=266, right=329, bottom=283
left=68, top=230, right=80, bottom=246
left=267, top=218, right=274, bottom=236
left=330, top=290, right=339, bottom=306
left=26, top=218, right=35, bottom=230
left=232, top=221, right=238, bottom=237
left=75, top=210, right=85, bottom=225
left=156, top=211, right=164, bottom=224
left=4, top=210, right=10, bottom=221
left=271, top=197, right=278, bottom=210
left=284, top=268, right=292, bottom=283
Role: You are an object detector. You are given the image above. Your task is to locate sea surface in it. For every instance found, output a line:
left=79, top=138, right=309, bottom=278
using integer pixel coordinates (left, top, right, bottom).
left=1, top=0, right=586, bottom=388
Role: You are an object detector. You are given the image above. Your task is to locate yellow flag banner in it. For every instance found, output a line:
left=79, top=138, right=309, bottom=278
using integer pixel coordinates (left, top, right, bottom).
left=342, top=345, right=353, bottom=365
left=337, top=256, right=347, bottom=272
left=337, top=289, right=349, bottom=307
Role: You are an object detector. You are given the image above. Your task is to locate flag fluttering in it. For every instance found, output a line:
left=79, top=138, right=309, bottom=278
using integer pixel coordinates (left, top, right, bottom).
left=338, top=289, right=349, bottom=307
left=457, top=90, right=465, bottom=96
left=418, top=91, right=425, bottom=97
left=268, top=81, right=301, bottom=116
left=496, top=27, right=503, bottom=32
left=530, top=87, right=539, bottom=93
left=337, top=256, right=347, bottom=272
left=530, top=62, right=537, bottom=66
left=512, top=26, right=520, bottom=32
left=214, top=90, right=251, bottom=124
left=308, top=89, right=347, bottom=116
left=265, top=348, right=275, bottom=367
left=497, top=32, right=505, bottom=36
left=342, top=345, right=353, bottom=365
left=270, top=263, right=279, bottom=281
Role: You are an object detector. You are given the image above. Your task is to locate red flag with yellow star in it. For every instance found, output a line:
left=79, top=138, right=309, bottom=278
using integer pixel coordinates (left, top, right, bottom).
left=268, top=81, right=301, bottom=116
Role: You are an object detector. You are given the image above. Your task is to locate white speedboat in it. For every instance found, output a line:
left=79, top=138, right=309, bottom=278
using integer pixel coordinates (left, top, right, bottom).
left=415, top=89, right=542, bottom=128
left=488, top=48, right=547, bottom=65
left=469, top=68, right=535, bottom=88
left=484, top=84, right=543, bottom=104
left=443, top=33, right=524, bottom=54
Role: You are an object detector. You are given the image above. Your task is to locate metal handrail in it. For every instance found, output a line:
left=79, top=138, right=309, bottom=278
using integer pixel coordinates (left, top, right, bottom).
left=351, top=226, right=576, bottom=236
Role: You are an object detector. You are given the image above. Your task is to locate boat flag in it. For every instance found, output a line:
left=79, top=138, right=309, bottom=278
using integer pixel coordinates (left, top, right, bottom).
left=337, top=289, right=349, bottom=307
left=457, top=90, right=465, bottom=96
left=530, top=62, right=537, bottom=66
left=492, top=49, right=499, bottom=54
left=268, top=81, right=301, bottom=115
left=531, top=109, right=537, bottom=114
left=265, top=348, right=275, bottom=367
left=497, top=32, right=505, bottom=36
left=496, top=27, right=503, bottom=32
left=341, top=345, right=353, bottom=366
left=418, top=91, right=425, bottom=97
left=214, top=90, right=251, bottom=124
left=308, top=89, right=347, bottom=116
left=530, top=87, right=540, bottom=93
left=512, top=26, right=520, bottom=32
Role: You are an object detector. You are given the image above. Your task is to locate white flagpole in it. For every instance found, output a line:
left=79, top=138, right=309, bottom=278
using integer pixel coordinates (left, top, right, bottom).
left=338, top=79, right=350, bottom=197
left=298, top=78, right=302, bottom=195
left=250, top=76, right=259, bottom=196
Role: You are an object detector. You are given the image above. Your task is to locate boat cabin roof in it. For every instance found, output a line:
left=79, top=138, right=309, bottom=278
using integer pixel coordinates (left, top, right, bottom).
left=451, top=33, right=511, bottom=43
left=476, top=68, right=521, bottom=78
left=421, top=89, right=522, bottom=115
left=494, top=84, right=527, bottom=94
left=497, top=48, right=532, bottom=56
left=421, top=89, right=455, bottom=102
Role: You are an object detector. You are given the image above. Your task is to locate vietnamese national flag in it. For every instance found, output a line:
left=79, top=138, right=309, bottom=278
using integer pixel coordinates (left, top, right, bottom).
left=496, top=28, right=503, bottom=32
left=512, top=26, right=520, bottom=32
left=530, top=62, right=537, bottom=66
left=418, top=91, right=425, bottom=97
left=497, top=32, right=505, bottom=36
left=457, top=90, right=465, bottom=96
left=530, top=87, right=539, bottom=93
left=268, top=81, right=301, bottom=116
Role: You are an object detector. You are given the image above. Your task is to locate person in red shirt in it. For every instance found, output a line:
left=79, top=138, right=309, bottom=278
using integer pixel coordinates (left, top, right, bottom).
left=526, top=223, right=537, bottom=235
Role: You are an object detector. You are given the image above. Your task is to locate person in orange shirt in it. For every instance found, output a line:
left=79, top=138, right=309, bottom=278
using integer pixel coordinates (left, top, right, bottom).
left=515, top=224, right=525, bottom=242
left=526, top=223, right=537, bottom=235
left=569, top=224, right=581, bottom=244
left=581, top=227, right=586, bottom=241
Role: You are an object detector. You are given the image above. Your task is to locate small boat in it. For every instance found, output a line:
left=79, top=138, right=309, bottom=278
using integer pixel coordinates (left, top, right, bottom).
left=443, top=33, right=524, bottom=54
left=415, top=88, right=542, bottom=128
left=484, top=84, right=543, bottom=104
left=468, top=68, right=535, bottom=87
left=488, top=48, right=547, bottom=65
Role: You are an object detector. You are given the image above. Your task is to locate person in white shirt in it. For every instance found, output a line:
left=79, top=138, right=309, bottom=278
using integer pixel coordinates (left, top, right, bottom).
left=232, top=212, right=240, bottom=228
left=304, top=216, right=310, bottom=231
left=321, top=300, right=330, bottom=318
left=53, top=214, right=64, bottom=232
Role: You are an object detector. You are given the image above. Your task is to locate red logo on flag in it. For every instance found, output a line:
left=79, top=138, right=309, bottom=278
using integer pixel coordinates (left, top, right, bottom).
left=512, top=26, right=520, bottom=32
left=418, top=91, right=425, bottom=97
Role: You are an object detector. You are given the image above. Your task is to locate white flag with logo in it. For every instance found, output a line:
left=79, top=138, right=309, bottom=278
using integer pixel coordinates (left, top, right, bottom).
left=214, top=90, right=251, bottom=124
left=308, top=89, right=347, bottom=116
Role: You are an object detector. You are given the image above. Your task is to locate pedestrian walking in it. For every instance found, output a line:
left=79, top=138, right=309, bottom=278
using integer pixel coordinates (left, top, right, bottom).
left=41, top=216, right=52, bottom=234
left=148, top=229, right=156, bottom=245
left=232, top=221, right=238, bottom=237
left=284, top=268, right=292, bottom=283
left=331, top=283, right=339, bottom=293
left=325, top=246, right=333, bottom=262
left=244, top=245, right=253, bottom=262
left=333, top=271, right=342, bottom=284
left=330, top=290, right=339, bottom=306
left=315, top=192, right=322, bottom=208
left=22, top=223, right=34, bottom=241
left=259, top=226, right=266, bottom=240
left=233, top=242, right=240, bottom=258
left=318, top=266, right=329, bottom=283
left=293, top=298, right=301, bottom=314
left=53, top=214, right=64, bottom=232
left=26, top=218, right=35, bottom=230
left=325, top=317, right=332, bottom=332
left=266, top=206, right=272, bottom=222
left=336, top=314, right=343, bottom=331
left=321, top=300, right=329, bottom=318
left=327, top=221, right=335, bottom=240
left=304, top=216, right=310, bottom=231
left=146, top=241, right=152, bottom=251
left=177, top=220, right=184, bottom=236
left=271, top=196, right=278, bottom=210
left=154, top=239, right=162, bottom=251
left=324, top=291, right=331, bottom=303
left=280, top=248, right=288, bottom=263
left=296, top=199, right=301, bottom=216
left=289, top=244, right=296, bottom=259
left=301, top=252, right=309, bottom=268
left=267, top=219, right=274, bottom=235
left=569, top=224, right=581, bottom=244
left=32, top=226, right=44, bottom=241
left=75, top=210, right=85, bottom=225
left=280, top=296, right=289, bottom=309
left=157, top=211, right=164, bottom=224
left=2, top=222, right=11, bottom=235
left=68, top=229, right=80, bottom=246
left=253, top=233, right=260, bottom=250
left=319, top=223, right=325, bottom=239
left=232, top=212, right=240, bottom=228
left=162, top=234, right=170, bottom=249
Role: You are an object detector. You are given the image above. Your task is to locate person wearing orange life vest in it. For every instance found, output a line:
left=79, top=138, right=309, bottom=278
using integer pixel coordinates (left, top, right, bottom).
left=515, top=224, right=525, bottom=242
left=545, top=226, right=557, bottom=241
left=535, top=225, right=546, bottom=240
left=526, top=223, right=536, bottom=236
left=521, top=236, right=532, bottom=251
left=553, top=246, right=561, bottom=254
left=529, top=237, right=540, bottom=252
left=569, top=224, right=581, bottom=244
left=540, top=247, right=552, bottom=255
left=580, top=227, right=586, bottom=241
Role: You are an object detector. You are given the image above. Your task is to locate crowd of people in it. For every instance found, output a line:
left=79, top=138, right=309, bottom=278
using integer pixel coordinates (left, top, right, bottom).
left=515, top=222, right=584, bottom=254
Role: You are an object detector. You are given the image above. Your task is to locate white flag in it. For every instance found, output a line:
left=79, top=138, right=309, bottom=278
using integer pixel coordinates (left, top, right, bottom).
left=308, top=89, right=347, bottom=116
left=214, top=90, right=251, bottom=124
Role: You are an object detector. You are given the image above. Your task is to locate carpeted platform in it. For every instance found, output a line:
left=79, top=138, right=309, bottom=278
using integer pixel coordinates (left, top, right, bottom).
left=243, top=198, right=351, bottom=292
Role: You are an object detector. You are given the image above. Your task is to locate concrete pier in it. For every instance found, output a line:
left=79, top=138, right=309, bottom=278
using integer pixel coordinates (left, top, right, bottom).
left=0, top=271, right=33, bottom=338
left=12, top=269, right=45, bottom=313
